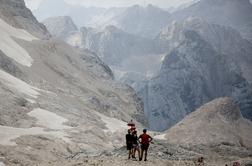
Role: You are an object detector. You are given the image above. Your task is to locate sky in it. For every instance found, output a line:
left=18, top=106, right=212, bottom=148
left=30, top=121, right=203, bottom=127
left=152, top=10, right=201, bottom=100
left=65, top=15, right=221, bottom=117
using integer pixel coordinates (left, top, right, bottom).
left=24, top=0, right=196, bottom=10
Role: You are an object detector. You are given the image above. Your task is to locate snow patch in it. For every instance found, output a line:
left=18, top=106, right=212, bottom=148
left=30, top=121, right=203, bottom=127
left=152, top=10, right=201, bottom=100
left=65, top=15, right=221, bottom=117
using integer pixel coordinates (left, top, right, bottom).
left=0, top=18, right=38, bottom=67
left=154, top=134, right=167, bottom=140
left=28, top=108, right=72, bottom=130
left=0, top=125, right=70, bottom=146
left=160, top=54, right=166, bottom=62
left=0, top=69, right=40, bottom=99
left=0, top=162, right=4, bottom=166
left=65, top=32, right=82, bottom=48
left=110, top=66, right=127, bottom=80
left=96, top=112, right=127, bottom=133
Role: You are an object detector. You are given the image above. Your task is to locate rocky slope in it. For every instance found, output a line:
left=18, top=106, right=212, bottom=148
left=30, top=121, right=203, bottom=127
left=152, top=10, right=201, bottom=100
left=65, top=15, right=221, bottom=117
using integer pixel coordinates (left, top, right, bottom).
left=0, top=0, right=49, bottom=38
left=165, top=97, right=252, bottom=148
left=143, top=24, right=252, bottom=131
left=0, top=0, right=146, bottom=165
left=171, top=0, right=252, bottom=42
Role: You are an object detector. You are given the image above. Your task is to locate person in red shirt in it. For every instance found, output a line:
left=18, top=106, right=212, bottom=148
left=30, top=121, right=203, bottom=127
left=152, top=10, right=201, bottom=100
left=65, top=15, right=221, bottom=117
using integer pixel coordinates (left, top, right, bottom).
left=138, top=129, right=153, bottom=161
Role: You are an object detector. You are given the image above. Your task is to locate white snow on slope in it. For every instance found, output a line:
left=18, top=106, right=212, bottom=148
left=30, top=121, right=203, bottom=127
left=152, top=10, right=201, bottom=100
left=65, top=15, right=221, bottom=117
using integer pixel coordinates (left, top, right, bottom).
left=154, top=134, right=167, bottom=140
left=96, top=112, right=127, bottom=133
left=0, top=69, right=40, bottom=99
left=0, top=18, right=37, bottom=67
left=0, top=108, right=73, bottom=146
left=65, top=32, right=82, bottom=48
left=0, top=162, right=5, bottom=166
left=0, top=125, right=70, bottom=146
left=28, top=108, right=72, bottom=130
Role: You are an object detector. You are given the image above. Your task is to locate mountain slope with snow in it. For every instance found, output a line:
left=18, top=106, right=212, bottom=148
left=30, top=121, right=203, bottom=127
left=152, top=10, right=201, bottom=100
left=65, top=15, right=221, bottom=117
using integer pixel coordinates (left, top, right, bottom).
left=0, top=0, right=145, bottom=164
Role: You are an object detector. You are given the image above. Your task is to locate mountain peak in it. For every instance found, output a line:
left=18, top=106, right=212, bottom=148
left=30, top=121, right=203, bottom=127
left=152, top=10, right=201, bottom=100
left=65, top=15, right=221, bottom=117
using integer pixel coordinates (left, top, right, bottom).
left=104, top=25, right=121, bottom=32
left=43, top=16, right=78, bottom=38
left=199, top=97, right=242, bottom=121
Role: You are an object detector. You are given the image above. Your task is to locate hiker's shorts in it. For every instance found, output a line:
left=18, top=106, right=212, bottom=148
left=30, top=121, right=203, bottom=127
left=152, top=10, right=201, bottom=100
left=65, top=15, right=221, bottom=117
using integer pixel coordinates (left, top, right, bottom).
left=127, top=143, right=132, bottom=150
left=141, top=144, right=149, bottom=151
left=132, top=144, right=139, bottom=148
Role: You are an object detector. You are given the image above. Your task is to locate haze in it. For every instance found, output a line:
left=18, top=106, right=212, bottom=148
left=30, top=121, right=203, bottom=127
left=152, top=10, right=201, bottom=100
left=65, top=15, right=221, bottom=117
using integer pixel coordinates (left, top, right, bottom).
left=25, top=0, right=197, bottom=10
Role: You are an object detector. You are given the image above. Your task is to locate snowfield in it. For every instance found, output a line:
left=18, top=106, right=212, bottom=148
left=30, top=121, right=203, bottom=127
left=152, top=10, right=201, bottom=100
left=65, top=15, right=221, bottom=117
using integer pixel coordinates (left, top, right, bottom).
left=154, top=134, right=167, bottom=140
left=96, top=112, right=127, bottom=133
left=0, top=125, right=70, bottom=146
left=0, top=69, right=40, bottom=99
left=0, top=108, right=73, bottom=146
left=28, top=108, right=72, bottom=130
left=0, top=18, right=37, bottom=67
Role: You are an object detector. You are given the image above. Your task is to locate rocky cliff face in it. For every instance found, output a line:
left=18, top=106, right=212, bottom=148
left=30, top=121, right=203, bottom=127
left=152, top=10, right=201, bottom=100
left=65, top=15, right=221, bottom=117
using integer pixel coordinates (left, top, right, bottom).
left=79, top=25, right=160, bottom=66
left=43, top=16, right=78, bottom=39
left=165, top=97, right=252, bottom=149
left=102, top=4, right=171, bottom=39
left=157, top=18, right=252, bottom=84
left=172, top=0, right=252, bottom=42
left=0, top=0, right=145, bottom=164
left=143, top=24, right=252, bottom=131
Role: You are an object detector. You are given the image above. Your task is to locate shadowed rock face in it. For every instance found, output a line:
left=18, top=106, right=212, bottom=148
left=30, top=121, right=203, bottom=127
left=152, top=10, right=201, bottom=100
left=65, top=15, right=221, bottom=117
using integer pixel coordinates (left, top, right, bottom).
left=165, top=97, right=252, bottom=149
left=144, top=29, right=252, bottom=131
left=158, top=18, right=252, bottom=84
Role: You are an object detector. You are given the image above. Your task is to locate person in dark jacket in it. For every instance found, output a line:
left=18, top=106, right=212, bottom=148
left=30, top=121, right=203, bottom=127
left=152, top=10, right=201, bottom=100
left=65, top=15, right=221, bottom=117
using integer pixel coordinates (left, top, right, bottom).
left=126, top=129, right=133, bottom=159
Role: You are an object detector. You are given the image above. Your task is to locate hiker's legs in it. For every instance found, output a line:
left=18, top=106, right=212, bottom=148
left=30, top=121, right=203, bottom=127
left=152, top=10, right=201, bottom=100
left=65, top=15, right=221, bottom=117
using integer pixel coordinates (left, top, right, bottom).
left=128, top=150, right=131, bottom=159
left=140, top=148, right=143, bottom=161
left=144, top=149, right=148, bottom=161
left=131, top=148, right=135, bottom=158
left=132, top=148, right=136, bottom=158
left=136, top=148, right=140, bottom=160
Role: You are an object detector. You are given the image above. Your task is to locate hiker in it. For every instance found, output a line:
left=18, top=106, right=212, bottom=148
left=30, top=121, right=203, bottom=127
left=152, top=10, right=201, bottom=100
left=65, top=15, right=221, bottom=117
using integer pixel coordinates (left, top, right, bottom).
left=128, top=119, right=136, bottom=132
left=196, top=156, right=205, bottom=166
left=139, top=129, right=153, bottom=161
left=132, top=130, right=140, bottom=160
left=233, top=162, right=240, bottom=166
left=126, top=129, right=133, bottom=159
